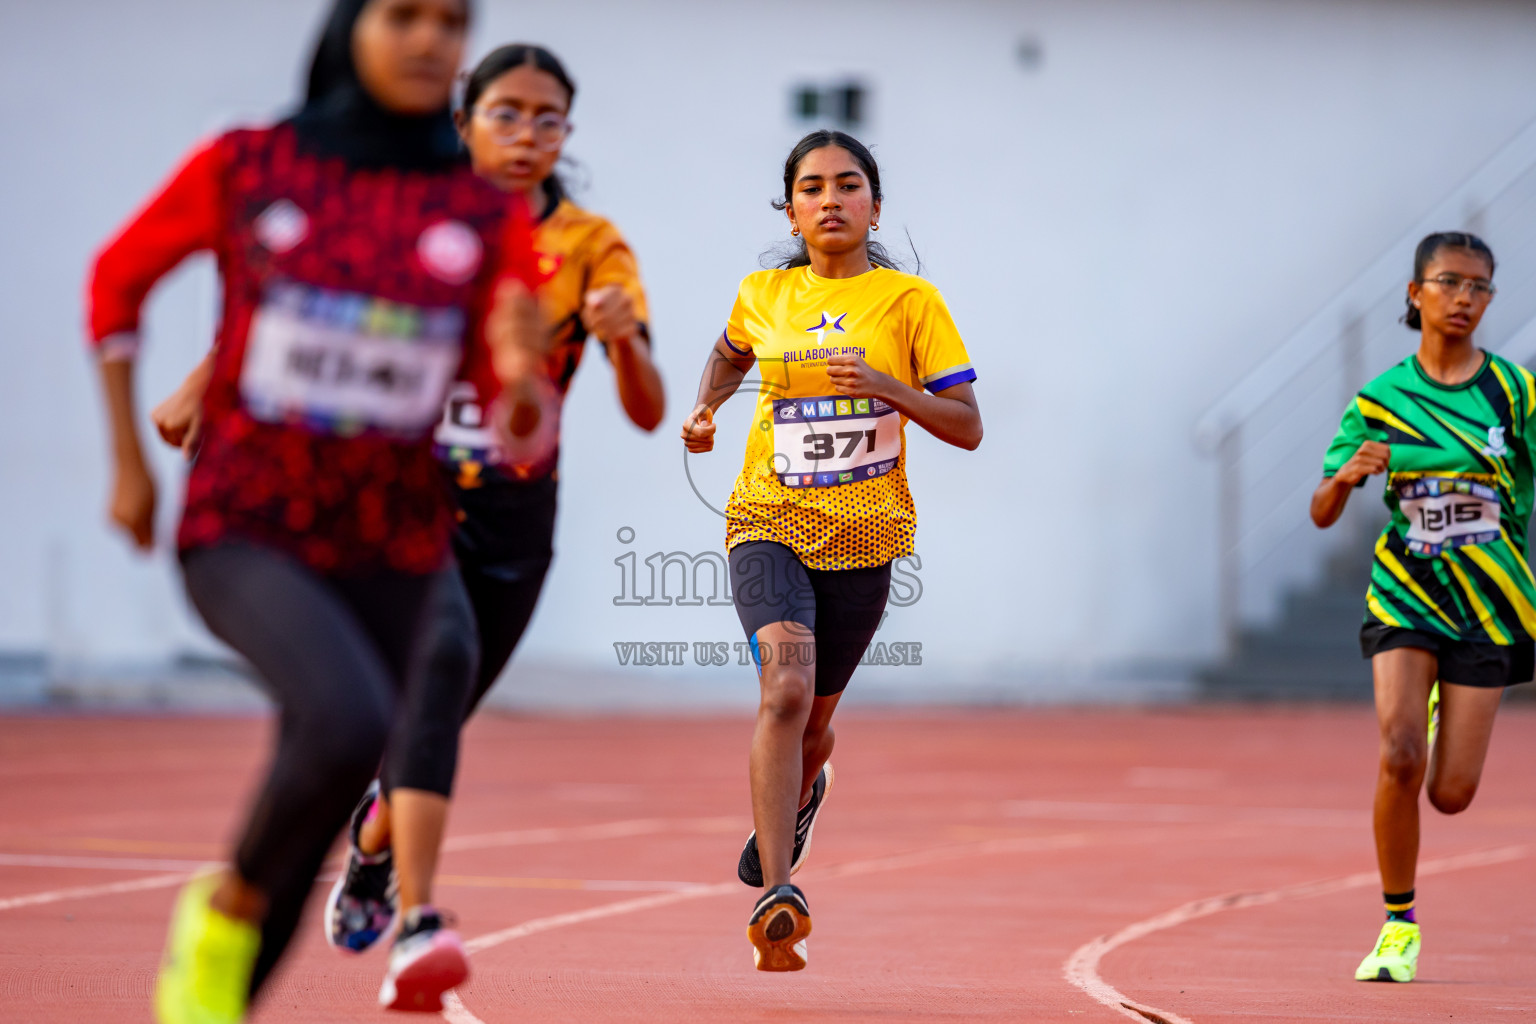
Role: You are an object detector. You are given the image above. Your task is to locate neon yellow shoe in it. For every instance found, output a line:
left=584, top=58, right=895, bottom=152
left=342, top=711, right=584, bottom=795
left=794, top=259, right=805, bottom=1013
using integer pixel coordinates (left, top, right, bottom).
left=1428, top=682, right=1441, bottom=749
left=1354, top=920, right=1420, bottom=982
left=154, top=873, right=261, bottom=1024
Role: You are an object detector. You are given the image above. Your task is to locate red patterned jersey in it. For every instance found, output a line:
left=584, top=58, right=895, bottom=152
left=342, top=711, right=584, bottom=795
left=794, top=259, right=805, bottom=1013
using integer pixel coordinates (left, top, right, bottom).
left=88, top=124, right=513, bottom=574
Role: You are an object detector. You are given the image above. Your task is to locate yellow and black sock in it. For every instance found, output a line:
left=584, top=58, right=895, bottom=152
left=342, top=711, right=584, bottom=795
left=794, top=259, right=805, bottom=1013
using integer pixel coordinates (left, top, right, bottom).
left=1384, top=889, right=1416, bottom=924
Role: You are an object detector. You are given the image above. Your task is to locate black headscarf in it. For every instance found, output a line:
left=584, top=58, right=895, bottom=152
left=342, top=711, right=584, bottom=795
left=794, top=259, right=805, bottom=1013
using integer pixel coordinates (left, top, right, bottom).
left=289, top=0, right=469, bottom=171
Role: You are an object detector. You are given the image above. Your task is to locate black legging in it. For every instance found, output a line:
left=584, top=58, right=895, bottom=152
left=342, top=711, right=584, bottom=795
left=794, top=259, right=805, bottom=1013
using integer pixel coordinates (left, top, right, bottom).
left=181, top=543, right=470, bottom=997
left=373, top=551, right=549, bottom=791
left=379, top=477, right=553, bottom=811
left=441, top=472, right=555, bottom=715
left=459, top=552, right=552, bottom=714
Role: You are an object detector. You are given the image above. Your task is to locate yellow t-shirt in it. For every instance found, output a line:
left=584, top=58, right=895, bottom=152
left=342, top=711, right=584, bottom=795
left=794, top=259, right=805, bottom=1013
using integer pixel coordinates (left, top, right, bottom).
left=721, top=265, right=976, bottom=570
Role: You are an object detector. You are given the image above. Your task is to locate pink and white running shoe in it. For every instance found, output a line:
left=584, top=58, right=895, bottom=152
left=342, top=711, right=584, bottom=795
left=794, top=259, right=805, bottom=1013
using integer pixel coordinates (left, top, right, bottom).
left=378, top=906, right=469, bottom=1012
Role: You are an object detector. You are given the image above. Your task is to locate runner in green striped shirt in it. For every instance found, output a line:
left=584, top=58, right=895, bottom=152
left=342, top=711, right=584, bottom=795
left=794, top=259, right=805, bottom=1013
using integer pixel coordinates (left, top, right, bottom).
left=1312, top=231, right=1530, bottom=985
left=1323, top=349, right=1536, bottom=643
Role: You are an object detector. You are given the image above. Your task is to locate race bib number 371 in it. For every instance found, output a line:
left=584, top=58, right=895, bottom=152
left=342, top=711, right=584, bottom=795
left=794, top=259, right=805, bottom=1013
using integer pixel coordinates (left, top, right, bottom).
left=771, top=395, right=900, bottom=487
left=241, top=280, right=463, bottom=438
left=1397, top=476, right=1502, bottom=556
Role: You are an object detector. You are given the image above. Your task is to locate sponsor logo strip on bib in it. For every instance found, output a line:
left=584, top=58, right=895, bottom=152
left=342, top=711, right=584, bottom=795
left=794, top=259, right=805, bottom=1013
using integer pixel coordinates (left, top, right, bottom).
left=772, top=395, right=900, bottom=487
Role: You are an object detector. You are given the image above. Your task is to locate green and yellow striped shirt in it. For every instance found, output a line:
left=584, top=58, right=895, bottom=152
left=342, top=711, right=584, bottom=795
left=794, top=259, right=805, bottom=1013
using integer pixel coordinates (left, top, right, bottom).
left=1324, top=352, right=1536, bottom=644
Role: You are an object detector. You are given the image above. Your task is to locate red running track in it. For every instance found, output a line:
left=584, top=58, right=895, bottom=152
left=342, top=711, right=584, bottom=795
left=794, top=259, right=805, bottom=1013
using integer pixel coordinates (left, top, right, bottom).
left=2, top=708, right=1535, bottom=1023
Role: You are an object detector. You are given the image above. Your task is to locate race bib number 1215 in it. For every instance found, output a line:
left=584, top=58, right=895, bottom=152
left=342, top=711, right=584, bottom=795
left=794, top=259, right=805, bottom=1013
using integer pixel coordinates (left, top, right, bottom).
left=1397, top=476, right=1501, bottom=556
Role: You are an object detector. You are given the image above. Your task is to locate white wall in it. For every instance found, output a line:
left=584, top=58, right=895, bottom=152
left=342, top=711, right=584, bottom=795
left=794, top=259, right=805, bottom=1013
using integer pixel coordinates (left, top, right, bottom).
left=4, top=0, right=1536, bottom=693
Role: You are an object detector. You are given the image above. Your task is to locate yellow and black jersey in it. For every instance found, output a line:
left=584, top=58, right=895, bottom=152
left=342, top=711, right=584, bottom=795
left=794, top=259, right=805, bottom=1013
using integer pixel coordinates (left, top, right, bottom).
left=722, top=265, right=976, bottom=570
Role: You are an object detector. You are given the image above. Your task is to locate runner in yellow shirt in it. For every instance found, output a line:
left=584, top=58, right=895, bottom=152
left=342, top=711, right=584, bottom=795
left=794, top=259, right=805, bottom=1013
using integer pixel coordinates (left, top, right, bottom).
left=681, top=129, right=982, bottom=971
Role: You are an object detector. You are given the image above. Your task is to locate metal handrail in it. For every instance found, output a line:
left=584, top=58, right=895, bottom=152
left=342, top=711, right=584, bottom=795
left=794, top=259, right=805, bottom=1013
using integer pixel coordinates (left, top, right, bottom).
left=1195, top=115, right=1536, bottom=451
left=1195, top=114, right=1536, bottom=652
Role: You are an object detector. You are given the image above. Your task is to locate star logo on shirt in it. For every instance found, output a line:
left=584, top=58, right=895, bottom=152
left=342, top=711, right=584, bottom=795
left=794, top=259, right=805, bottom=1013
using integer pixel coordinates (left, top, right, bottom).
left=805, top=312, right=848, bottom=346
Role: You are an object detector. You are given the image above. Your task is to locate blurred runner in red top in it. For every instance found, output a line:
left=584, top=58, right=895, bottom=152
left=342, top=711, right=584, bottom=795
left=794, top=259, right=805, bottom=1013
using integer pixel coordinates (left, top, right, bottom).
left=84, top=1, right=544, bottom=1019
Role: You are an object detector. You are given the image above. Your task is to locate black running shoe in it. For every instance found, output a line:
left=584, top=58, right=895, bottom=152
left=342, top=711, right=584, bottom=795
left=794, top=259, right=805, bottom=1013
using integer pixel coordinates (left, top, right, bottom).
left=746, top=884, right=812, bottom=971
left=324, top=780, right=398, bottom=953
left=737, top=763, right=834, bottom=887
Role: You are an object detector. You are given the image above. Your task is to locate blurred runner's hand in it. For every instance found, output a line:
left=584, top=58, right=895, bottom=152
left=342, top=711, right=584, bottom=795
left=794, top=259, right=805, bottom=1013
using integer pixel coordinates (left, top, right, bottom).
left=110, top=457, right=156, bottom=550
left=151, top=383, right=204, bottom=459
left=581, top=284, right=640, bottom=348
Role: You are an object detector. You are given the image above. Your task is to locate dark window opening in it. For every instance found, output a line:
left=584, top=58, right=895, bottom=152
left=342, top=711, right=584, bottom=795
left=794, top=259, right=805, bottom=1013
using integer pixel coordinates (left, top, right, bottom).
left=790, top=80, right=868, bottom=129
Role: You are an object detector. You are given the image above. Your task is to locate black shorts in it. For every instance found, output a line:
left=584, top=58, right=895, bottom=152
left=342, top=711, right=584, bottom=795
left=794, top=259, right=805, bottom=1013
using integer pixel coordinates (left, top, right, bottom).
left=728, top=541, right=891, bottom=697
left=1360, top=622, right=1534, bottom=689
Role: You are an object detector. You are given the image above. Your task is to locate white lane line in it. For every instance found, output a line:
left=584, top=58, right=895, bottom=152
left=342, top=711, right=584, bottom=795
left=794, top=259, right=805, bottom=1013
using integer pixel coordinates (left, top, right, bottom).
left=0, top=871, right=197, bottom=912
left=1008, top=800, right=1366, bottom=829
left=463, top=882, right=737, bottom=956
left=436, top=875, right=722, bottom=893
left=0, top=815, right=747, bottom=915
left=440, top=827, right=1182, bottom=1023
left=813, top=830, right=1105, bottom=879
left=435, top=882, right=753, bottom=1024
left=442, top=816, right=747, bottom=853
left=0, top=853, right=211, bottom=872
left=440, top=992, right=484, bottom=1024
left=1063, top=844, right=1530, bottom=1024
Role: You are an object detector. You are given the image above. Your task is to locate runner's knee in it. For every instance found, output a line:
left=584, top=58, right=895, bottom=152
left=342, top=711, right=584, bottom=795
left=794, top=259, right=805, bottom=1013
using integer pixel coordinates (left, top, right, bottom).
left=759, top=667, right=815, bottom=722
left=312, top=699, right=391, bottom=781
left=1379, top=730, right=1427, bottom=787
left=1427, top=775, right=1478, bottom=814
left=421, top=616, right=478, bottom=715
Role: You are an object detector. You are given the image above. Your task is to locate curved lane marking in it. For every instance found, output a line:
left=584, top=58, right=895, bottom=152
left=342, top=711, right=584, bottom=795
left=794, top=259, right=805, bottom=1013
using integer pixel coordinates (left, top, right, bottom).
left=441, top=827, right=1195, bottom=1023
left=1063, top=844, right=1530, bottom=1023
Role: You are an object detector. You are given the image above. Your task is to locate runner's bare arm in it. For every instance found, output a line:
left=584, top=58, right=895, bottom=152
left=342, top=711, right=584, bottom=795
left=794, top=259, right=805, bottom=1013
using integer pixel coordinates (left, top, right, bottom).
left=99, top=358, right=156, bottom=549
left=825, top=353, right=982, bottom=451
left=681, top=334, right=754, bottom=453
left=88, top=139, right=225, bottom=550
left=583, top=285, right=665, bottom=431
left=1311, top=440, right=1390, bottom=528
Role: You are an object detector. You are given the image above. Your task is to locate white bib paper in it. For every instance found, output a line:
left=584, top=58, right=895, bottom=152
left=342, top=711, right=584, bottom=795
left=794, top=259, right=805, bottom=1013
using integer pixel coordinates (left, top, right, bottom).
left=771, top=395, right=901, bottom=487
left=433, top=381, right=500, bottom=462
left=241, top=280, right=463, bottom=437
left=1397, top=477, right=1502, bottom=556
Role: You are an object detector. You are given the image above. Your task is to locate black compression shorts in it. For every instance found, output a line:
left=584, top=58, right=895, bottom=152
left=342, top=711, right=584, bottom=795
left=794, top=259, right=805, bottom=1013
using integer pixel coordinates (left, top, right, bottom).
left=727, top=541, right=890, bottom=697
left=1360, top=622, right=1535, bottom=688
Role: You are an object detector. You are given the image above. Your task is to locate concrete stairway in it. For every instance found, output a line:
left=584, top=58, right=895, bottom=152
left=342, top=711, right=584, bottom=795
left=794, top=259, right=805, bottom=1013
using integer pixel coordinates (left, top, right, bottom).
left=1198, top=521, right=1382, bottom=700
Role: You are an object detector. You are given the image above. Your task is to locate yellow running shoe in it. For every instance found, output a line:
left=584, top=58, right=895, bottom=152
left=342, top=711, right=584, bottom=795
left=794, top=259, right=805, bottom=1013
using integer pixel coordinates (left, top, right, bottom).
left=1427, top=681, right=1441, bottom=749
left=155, top=873, right=261, bottom=1024
left=1354, top=919, right=1420, bottom=982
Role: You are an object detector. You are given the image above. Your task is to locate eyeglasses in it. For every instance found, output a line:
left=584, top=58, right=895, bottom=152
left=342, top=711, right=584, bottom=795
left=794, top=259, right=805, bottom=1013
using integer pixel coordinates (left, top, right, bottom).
left=1422, top=273, right=1496, bottom=300
left=474, top=107, right=569, bottom=151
